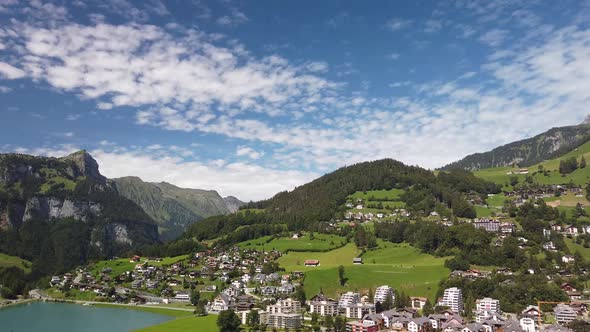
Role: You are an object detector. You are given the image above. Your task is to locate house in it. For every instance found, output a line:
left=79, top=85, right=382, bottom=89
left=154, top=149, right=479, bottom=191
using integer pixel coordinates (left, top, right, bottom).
left=210, top=293, right=235, bottom=312
left=519, top=317, right=536, bottom=332
left=130, top=255, right=141, bottom=263
left=564, top=225, right=578, bottom=235
left=410, top=297, right=428, bottom=310
left=353, top=257, right=363, bottom=265
left=131, top=279, right=143, bottom=289
left=346, top=320, right=379, bottom=332
left=543, top=242, right=557, bottom=251
left=278, top=283, right=295, bottom=294
left=235, top=295, right=255, bottom=311
left=562, top=255, right=576, bottom=264
left=473, top=218, right=500, bottom=232
left=260, top=286, right=277, bottom=297
left=500, top=222, right=515, bottom=234
left=521, top=305, right=540, bottom=318
left=173, top=290, right=190, bottom=303
left=304, top=259, right=320, bottom=267
left=339, top=292, right=361, bottom=308
left=408, top=317, right=433, bottom=332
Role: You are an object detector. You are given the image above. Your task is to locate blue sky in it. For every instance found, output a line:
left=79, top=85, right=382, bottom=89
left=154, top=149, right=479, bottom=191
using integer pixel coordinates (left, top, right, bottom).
left=1, top=0, right=590, bottom=200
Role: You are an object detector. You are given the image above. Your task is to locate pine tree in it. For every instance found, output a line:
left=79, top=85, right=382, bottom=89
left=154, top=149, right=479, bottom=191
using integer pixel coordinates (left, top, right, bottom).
left=422, top=300, right=433, bottom=315
left=581, top=156, right=587, bottom=169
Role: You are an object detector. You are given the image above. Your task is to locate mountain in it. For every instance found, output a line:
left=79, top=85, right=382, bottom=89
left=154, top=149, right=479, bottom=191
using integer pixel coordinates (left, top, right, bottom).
left=185, top=159, right=500, bottom=245
left=223, top=196, right=244, bottom=213
left=441, top=123, right=590, bottom=171
left=112, top=177, right=242, bottom=241
left=0, top=151, right=159, bottom=276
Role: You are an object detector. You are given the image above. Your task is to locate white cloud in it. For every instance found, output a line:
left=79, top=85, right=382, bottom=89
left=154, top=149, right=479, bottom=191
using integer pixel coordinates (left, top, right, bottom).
left=306, top=61, right=329, bottom=73
left=216, top=8, right=248, bottom=26
left=387, top=53, right=400, bottom=60
left=0, top=85, right=11, bottom=93
left=479, top=29, right=509, bottom=47
left=65, top=113, right=81, bottom=120
left=236, top=146, right=263, bottom=160
left=385, top=18, right=412, bottom=31
left=0, top=62, right=25, bottom=79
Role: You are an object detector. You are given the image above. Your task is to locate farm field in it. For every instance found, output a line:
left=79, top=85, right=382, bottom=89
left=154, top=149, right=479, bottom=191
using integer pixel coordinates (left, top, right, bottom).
left=278, top=240, right=448, bottom=301
left=0, top=253, right=32, bottom=273
left=238, top=233, right=346, bottom=252
left=474, top=205, right=492, bottom=218
left=133, top=315, right=218, bottom=332
left=89, top=255, right=188, bottom=277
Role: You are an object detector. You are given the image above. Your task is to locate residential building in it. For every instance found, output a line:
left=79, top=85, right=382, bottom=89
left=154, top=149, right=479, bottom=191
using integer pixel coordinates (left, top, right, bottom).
left=410, top=297, right=428, bottom=310
left=346, top=320, right=378, bottom=332
left=475, top=298, right=500, bottom=314
left=346, top=303, right=376, bottom=319
left=408, top=317, right=433, bottom=332
left=267, top=298, right=301, bottom=314
left=374, top=285, right=395, bottom=304
left=437, top=287, right=463, bottom=313
left=266, top=312, right=302, bottom=329
left=210, top=293, right=235, bottom=312
left=473, top=219, right=500, bottom=232
left=554, top=304, right=577, bottom=323
left=519, top=317, right=536, bottom=332
left=339, top=291, right=361, bottom=308
left=309, top=293, right=338, bottom=316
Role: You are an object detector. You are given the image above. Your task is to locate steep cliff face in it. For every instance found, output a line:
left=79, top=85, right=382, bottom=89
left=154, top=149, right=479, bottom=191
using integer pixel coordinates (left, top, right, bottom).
left=223, top=196, right=244, bottom=213
left=0, top=151, right=159, bottom=274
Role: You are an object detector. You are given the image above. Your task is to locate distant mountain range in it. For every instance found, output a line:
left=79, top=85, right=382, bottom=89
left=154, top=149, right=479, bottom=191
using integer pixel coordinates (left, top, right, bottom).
left=113, top=177, right=243, bottom=240
left=441, top=123, right=590, bottom=171
left=0, top=150, right=243, bottom=275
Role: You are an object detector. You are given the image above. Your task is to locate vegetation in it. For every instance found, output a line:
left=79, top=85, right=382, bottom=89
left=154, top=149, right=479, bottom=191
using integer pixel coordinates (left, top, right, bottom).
left=237, top=233, right=346, bottom=252
left=133, top=315, right=218, bottom=332
left=441, top=123, right=590, bottom=170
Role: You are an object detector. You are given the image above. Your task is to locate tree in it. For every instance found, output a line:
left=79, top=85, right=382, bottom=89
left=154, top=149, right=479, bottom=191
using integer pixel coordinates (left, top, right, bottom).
left=383, top=293, right=394, bottom=311
left=190, top=289, right=200, bottom=306
left=194, top=300, right=207, bottom=316
left=324, top=315, right=333, bottom=330
left=217, top=309, right=241, bottom=332
left=334, top=316, right=346, bottom=332
left=246, top=310, right=260, bottom=328
left=294, top=287, right=306, bottom=305
left=338, top=265, right=346, bottom=286
left=581, top=156, right=587, bottom=169
left=422, top=300, right=434, bottom=316
left=510, top=176, right=519, bottom=186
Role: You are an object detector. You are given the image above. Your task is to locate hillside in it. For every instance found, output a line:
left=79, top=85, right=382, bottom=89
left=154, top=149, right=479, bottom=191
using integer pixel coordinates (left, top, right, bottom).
left=113, top=177, right=241, bottom=241
left=185, top=159, right=500, bottom=244
left=441, top=123, right=590, bottom=171
left=0, top=151, right=159, bottom=277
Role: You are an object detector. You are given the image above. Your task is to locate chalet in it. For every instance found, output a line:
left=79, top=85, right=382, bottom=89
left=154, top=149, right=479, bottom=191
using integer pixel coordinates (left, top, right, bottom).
left=564, top=225, right=578, bottom=235
left=521, top=305, right=540, bottom=318
left=235, top=295, right=255, bottom=311
left=410, top=297, right=428, bottom=310
left=554, top=304, right=577, bottom=324
left=543, top=242, right=557, bottom=251
left=304, top=259, right=320, bottom=267
left=278, top=283, right=295, bottom=294
left=131, top=279, right=143, bottom=289
left=210, top=293, right=235, bottom=312
left=353, top=257, right=363, bottom=265
left=261, top=286, right=277, bottom=297
left=130, top=255, right=141, bottom=263
left=562, top=255, right=576, bottom=264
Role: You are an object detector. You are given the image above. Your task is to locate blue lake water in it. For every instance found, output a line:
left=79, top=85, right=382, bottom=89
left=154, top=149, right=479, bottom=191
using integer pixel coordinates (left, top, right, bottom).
left=0, top=302, right=173, bottom=332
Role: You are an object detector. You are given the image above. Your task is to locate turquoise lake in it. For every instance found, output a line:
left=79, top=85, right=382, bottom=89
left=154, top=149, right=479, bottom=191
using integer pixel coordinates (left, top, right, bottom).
left=0, top=302, right=172, bottom=332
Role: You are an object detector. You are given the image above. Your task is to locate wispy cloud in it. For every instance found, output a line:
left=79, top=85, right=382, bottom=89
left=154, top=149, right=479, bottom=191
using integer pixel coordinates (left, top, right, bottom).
left=385, top=18, right=412, bottom=31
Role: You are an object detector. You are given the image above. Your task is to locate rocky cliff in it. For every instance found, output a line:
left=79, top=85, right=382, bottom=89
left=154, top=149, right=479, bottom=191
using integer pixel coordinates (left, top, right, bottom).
left=0, top=151, right=159, bottom=274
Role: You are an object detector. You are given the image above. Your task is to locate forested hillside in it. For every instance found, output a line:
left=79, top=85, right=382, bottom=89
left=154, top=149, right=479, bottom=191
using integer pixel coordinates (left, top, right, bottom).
left=441, top=123, right=590, bottom=171
left=184, top=159, right=500, bottom=244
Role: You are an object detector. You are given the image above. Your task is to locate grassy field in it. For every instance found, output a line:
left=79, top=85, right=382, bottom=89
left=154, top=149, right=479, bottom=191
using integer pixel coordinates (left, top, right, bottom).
left=474, top=205, right=492, bottom=217
left=348, top=189, right=405, bottom=201
left=278, top=240, right=448, bottom=301
left=474, top=141, right=590, bottom=188
left=133, top=315, right=218, bottom=332
left=95, top=304, right=194, bottom=318
left=564, top=238, right=590, bottom=261
left=0, top=253, right=32, bottom=273
left=238, top=233, right=346, bottom=252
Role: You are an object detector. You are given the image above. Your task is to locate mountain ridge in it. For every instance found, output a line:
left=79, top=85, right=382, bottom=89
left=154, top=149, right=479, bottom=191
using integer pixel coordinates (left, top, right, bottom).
left=440, top=123, right=590, bottom=171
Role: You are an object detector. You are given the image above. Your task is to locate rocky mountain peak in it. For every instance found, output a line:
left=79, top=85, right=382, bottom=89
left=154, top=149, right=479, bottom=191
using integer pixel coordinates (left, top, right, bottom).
left=582, top=115, right=590, bottom=125
left=60, top=150, right=106, bottom=183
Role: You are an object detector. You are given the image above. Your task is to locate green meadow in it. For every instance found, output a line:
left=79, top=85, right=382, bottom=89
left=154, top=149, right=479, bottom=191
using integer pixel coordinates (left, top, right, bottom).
left=237, top=233, right=346, bottom=252
left=133, top=315, right=218, bottom=332
left=348, top=189, right=405, bottom=201
left=278, top=240, right=448, bottom=301
left=0, top=253, right=32, bottom=273
left=474, top=141, right=590, bottom=188
left=564, top=238, right=590, bottom=261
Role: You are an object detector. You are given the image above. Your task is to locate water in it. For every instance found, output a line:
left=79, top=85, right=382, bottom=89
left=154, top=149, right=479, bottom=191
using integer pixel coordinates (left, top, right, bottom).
left=0, top=302, right=173, bottom=332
